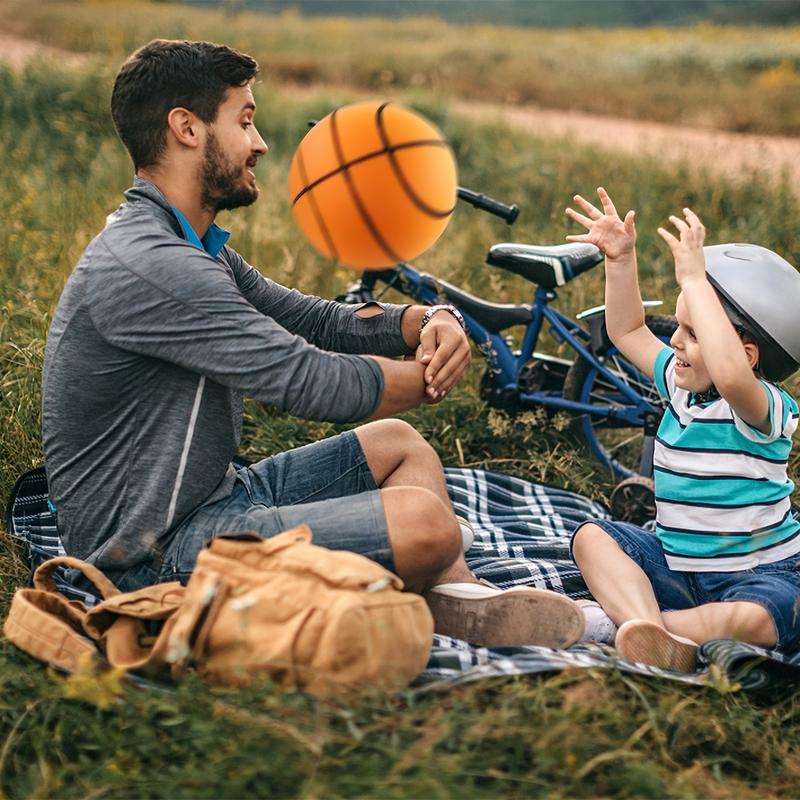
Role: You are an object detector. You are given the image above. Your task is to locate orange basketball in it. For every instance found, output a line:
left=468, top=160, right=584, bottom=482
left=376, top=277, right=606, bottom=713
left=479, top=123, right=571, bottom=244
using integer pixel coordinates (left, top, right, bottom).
left=288, top=100, right=458, bottom=269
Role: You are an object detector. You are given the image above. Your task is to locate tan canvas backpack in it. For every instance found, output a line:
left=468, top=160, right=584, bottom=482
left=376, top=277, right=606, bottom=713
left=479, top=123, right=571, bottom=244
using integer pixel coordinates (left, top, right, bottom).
left=3, top=526, right=434, bottom=695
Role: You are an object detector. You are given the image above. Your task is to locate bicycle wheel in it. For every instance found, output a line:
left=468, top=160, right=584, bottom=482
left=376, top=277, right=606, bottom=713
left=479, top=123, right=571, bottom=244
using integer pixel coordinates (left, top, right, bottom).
left=562, top=315, right=677, bottom=478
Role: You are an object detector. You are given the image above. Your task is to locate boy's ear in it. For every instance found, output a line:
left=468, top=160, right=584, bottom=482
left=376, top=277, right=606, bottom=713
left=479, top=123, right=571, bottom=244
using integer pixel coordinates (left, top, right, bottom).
left=743, top=341, right=760, bottom=372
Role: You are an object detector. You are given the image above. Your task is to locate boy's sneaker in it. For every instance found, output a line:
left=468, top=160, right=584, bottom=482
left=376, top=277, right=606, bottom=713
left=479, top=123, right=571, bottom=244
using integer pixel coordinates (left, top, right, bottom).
left=576, top=599, right=618, bottom=644
left=615, top=619, right=698, bottom=673
left=455, top=515, right=475, bottom=553
left=425, top=582, right=584, bottom=648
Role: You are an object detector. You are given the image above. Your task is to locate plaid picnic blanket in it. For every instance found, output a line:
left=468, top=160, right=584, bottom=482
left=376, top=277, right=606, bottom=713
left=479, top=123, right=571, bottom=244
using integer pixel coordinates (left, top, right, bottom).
left=7, top=465, right=800, bottom=692
left=425, top=468, right=800, bottom=692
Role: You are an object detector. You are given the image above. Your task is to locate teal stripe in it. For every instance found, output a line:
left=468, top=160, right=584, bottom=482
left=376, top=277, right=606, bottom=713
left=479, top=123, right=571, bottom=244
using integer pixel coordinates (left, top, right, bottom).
left=657, top=410, right=793, bottom=460
left=735, top=382, right=778, bottom=441
left=653, top=347, right=672, bottom=400
left=657, top=515, right=800, bottom=557
left=654, top=468, right=792, bottom=506
left=778, top=385, right=799, bottom=424
left=759, top=382, right=797, bottom=429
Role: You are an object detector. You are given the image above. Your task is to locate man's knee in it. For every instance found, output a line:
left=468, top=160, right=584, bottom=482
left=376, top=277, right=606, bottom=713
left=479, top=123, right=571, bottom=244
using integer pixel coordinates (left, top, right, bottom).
left=373, top=418, right=419, bottom=441
left=383, top=486, right=461, bottom=575
left=355, top=419, right=443, bottom=487
left=357, top=418, right=437, bottom=460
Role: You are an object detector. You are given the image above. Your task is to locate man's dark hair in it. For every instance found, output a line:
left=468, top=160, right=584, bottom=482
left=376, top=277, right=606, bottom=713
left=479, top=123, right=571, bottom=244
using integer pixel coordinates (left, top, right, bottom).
left=111, top=39, right=259, bottom=170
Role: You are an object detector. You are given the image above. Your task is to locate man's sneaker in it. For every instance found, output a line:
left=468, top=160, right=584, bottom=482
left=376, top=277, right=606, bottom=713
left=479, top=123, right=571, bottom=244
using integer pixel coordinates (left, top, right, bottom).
left=425, top=582, right=584, bottom=648
left=615, top=619, right=698, bottom=673
left=455, top=515, right=475, bottom=553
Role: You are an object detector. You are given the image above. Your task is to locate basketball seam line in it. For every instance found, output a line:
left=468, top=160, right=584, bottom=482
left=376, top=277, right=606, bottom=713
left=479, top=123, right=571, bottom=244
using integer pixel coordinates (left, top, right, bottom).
left=375, top=102, right=455, bottom=220
left=329, top=107, right=402, bottom=266
left=297, top=147, right=339, bottom=261
left=291, top=139, right=450, bottom=208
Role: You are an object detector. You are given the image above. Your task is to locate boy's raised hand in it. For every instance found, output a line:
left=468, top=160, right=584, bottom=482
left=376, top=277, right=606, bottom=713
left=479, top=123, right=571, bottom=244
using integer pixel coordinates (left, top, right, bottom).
left=565, top=187, right=636, bottom=262
left=657, top=208, right=706, bottom=286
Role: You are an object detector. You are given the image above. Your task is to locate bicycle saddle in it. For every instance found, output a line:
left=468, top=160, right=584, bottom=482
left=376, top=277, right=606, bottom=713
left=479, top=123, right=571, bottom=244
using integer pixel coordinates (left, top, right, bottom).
left=486, top=243, right=603, bottom=288
left=419, top=274, right=532, bottom=332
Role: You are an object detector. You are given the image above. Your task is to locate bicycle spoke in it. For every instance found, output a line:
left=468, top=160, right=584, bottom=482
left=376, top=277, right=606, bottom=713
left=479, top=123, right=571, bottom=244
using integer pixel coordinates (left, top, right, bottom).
left=563, top=315, right=676, bottom=478
left=578, top=347, right=669, bottom=474
left=608, top=353, right=660, bottom=404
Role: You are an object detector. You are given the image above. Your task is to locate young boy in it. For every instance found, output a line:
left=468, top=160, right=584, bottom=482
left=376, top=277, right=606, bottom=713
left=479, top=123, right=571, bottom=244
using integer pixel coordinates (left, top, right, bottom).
left=564, top=188, right=800, bottom=671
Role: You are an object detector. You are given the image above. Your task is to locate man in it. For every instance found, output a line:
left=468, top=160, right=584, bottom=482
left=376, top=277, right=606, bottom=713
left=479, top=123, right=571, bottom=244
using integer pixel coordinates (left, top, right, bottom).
left=42, top=39, right=583, bottom=648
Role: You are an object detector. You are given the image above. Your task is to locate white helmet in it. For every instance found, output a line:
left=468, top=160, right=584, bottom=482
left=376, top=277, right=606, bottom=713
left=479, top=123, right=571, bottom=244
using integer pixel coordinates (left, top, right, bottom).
left=704, top=243, right=800, bottom=382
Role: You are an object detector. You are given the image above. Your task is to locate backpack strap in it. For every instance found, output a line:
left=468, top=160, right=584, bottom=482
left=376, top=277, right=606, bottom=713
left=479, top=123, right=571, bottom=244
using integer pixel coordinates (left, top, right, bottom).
left=5, top=557, right=186, bottom=675
left=3, top=556, right=123, bottom=674
left=33, top=556, right=120, bottom=599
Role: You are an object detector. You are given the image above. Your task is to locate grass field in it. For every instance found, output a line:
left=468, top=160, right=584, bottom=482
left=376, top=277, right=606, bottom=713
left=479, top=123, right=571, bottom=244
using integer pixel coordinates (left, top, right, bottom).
left=3, top=0, right=800, bottom=135
left=3, top=13, right=800, bottom=798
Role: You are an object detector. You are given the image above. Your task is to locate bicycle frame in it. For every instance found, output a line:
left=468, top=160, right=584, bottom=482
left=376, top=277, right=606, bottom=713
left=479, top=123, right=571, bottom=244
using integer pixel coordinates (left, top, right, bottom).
left=368, top=262, right=658, bottom=426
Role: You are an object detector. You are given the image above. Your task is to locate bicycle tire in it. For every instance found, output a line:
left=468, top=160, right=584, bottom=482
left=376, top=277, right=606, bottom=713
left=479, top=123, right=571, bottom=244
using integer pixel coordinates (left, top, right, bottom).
left=562, top=315, right=677, bottom=478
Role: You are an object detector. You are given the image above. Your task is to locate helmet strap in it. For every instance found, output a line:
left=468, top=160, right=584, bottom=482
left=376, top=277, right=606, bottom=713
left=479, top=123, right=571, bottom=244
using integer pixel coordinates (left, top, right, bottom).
left=688, top=386, right=720, bottom=406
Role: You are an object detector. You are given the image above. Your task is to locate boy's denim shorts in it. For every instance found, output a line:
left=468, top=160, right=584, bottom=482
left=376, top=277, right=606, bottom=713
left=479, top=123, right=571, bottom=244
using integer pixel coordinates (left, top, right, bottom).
left=114, top=430, right=393, bottom=591
left=572, top=519, right=800, bottom=652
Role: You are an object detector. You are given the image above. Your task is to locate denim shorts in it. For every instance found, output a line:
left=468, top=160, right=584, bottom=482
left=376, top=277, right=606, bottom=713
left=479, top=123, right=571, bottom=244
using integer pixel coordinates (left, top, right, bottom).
left=572, top=519, right=800, bottom=652
left=113, top=430, right=393, bottom=591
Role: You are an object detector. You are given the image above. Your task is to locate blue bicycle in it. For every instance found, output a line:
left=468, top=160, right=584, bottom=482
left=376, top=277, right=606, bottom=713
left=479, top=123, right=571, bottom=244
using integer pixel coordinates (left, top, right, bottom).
left=336, top=188, right=676, bottom=511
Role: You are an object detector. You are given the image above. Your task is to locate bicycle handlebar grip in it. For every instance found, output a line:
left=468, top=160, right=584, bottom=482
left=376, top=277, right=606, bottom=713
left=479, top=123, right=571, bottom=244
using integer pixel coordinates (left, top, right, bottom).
left=457, top=187, right=519, bottom=224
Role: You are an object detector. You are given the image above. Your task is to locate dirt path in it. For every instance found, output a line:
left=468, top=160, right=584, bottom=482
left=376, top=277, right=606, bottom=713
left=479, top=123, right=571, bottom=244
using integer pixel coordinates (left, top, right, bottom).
left=3, top=29, right=799, bottom=189
left=0, top=30, right=88, bottom=71
left=455, top=100, right=800, bottom=189
left=284, top=82, right=800, bottom=191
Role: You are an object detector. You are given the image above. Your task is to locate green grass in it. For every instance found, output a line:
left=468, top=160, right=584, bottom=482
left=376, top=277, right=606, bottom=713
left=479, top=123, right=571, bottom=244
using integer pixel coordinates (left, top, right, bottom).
left=3, top=57, right=800, bottom=798
left=3, top=658, right=799, bottom=799
left=4, top=0, right=800, bottom=134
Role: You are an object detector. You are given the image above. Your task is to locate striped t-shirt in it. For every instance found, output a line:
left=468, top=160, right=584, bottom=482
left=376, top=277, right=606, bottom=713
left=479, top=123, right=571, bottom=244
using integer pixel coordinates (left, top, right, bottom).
left=653, top=346, right=800, bottom=572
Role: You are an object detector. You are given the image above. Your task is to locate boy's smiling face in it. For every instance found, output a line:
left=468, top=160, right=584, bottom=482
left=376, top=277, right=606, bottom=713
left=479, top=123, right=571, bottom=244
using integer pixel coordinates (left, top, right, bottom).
left=670, top=293, right=714, bottom=393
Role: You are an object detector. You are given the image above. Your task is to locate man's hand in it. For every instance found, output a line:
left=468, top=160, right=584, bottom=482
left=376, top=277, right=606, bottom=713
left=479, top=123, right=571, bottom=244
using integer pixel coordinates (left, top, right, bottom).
left=657, top=208, right=707, bottom=287
left=417, top=312, right=471, bottom=401
left=565, top=187, right=636, bottom=263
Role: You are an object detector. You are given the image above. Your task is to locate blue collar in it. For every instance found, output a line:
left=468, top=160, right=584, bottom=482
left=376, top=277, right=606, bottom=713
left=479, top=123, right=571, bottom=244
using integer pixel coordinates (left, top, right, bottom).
left=171, top=206, right=230, bottom=257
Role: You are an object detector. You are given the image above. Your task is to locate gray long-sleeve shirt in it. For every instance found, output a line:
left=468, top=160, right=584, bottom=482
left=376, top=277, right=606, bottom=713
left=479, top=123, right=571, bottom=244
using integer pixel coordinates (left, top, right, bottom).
left=42, top=178, right=411, bottom=571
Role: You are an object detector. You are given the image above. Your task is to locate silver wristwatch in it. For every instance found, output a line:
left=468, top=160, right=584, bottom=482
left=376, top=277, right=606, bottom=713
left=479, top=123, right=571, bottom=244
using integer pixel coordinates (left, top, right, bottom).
left=419, top=304, right=466, bottom=332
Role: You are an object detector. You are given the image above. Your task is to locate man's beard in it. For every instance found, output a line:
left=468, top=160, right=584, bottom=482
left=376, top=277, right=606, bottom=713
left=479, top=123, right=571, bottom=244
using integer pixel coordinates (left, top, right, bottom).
left=200, top=130, right=259, bottom=212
